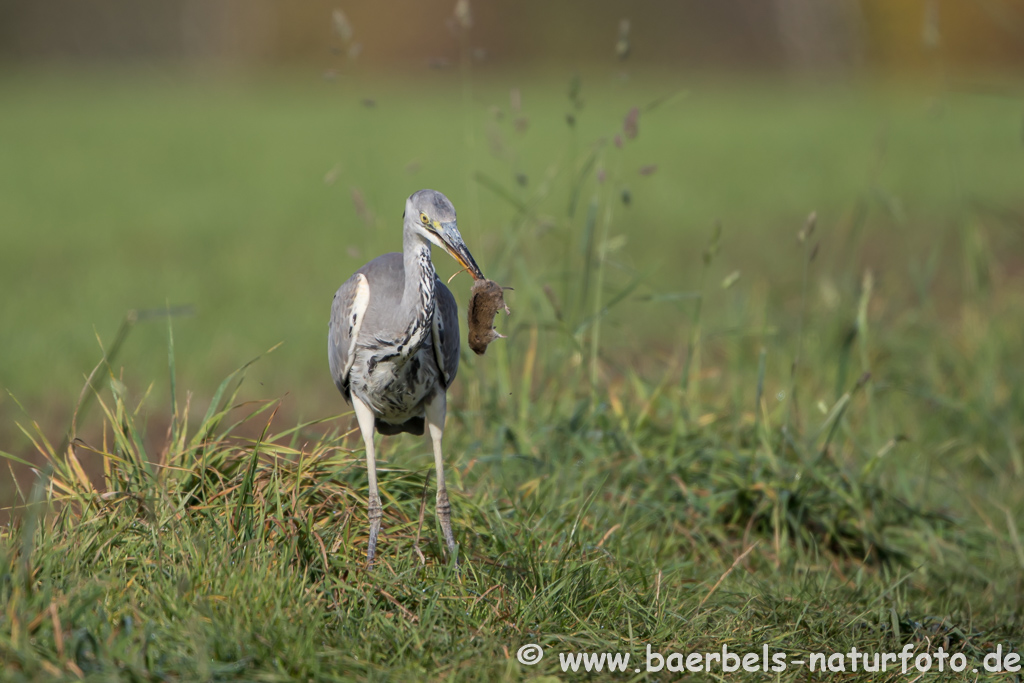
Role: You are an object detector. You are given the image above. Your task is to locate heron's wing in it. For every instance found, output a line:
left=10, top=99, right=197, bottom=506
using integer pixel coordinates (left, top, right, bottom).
left=328, top=271, right=371, bottom=397
left=432, top=277, right=461, bottom=389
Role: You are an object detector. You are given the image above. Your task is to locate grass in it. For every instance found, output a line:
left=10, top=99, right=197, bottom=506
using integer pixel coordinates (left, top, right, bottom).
left=2, top=65, right=1024, bottom=680
left=1, top=68, right=1023, bottom=415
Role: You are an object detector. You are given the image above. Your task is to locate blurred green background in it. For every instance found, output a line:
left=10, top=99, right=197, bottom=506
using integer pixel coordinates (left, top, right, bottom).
left=1, top=0, right=1023, bottom=461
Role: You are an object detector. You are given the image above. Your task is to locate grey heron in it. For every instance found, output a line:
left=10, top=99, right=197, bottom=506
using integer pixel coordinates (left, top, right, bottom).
left=329, top=189, right=483, bottom=566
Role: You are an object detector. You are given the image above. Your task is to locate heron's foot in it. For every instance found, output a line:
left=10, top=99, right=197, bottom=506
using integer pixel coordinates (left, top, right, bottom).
left=366, top=496, right=383, bottom=569
left=436, top=493, right=458, bottom=564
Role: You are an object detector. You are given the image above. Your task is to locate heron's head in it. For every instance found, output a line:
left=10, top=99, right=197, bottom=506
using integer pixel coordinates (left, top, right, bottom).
left=404, top=189, right=484, bottom=280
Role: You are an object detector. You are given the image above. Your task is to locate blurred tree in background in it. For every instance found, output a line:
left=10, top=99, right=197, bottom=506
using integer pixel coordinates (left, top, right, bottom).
left=1, top=0, right=1022, bottom=73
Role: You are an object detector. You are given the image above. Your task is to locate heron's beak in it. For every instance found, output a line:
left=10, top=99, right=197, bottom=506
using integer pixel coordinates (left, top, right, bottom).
left=436, top=220, right=484, bottom=280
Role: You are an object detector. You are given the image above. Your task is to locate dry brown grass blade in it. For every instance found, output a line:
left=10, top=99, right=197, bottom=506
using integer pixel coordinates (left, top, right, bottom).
left=697, top=541, right=759, bottom=611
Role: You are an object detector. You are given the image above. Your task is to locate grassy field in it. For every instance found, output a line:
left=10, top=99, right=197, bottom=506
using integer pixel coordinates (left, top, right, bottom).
left=2, top=66, right=1024, bottom=680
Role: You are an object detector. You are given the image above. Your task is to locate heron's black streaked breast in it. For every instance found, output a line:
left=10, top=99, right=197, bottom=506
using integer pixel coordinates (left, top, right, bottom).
left=353, top=335, right=441, bottom=424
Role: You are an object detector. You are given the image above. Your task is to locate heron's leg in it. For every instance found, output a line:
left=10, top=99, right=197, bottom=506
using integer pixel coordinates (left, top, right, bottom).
left=425, top=392, right=457, bottom=559
left=352, top=394, right=383, bottom=567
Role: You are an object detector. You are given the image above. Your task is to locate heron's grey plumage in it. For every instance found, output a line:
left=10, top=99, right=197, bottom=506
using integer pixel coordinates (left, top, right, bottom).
left=328, top=189, right=482, bottom=566
left=328, top=253, right=460, bottom=435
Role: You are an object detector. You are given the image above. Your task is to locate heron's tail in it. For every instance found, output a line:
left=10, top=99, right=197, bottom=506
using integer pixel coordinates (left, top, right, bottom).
left=375, top=416, right=425, bottom=436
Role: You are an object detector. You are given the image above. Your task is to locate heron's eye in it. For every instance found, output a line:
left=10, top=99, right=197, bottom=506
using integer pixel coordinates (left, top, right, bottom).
left=420, top=213, right=430, bottom=226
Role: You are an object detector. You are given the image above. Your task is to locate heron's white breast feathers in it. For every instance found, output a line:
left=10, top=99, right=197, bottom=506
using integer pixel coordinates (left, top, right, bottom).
left=343, top=273, right=371, bottom=381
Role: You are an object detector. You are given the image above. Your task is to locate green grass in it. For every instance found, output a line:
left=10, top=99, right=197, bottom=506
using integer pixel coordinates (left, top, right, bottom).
left=1, top=68, right=1022, bottom=417
left=2, top=67, right=1024, bottom=680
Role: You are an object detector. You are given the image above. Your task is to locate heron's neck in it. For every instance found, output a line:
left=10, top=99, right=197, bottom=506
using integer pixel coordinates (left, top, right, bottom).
left=401, top=229, right=436, bottom=339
